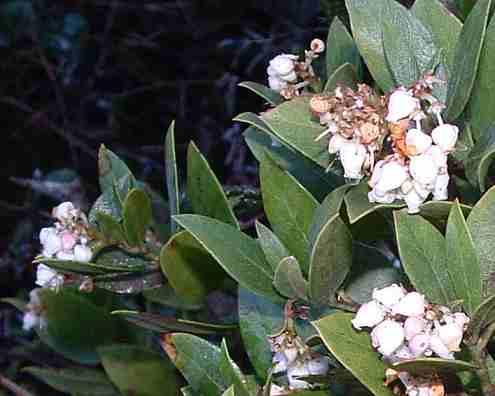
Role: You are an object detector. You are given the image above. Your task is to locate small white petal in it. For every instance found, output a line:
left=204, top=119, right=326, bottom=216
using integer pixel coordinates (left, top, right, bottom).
left=279, top=70, right=298, bottom=83
left=53, top=201, right=75, bottom=221
left=352, top=300, right=386, bottom=330
left=425, top=145, right=448, bottom=173
left=429, top=335, right=454, bottom=359
left=369, top=160, right=386, bottom=187
left=409, top=155, right=438, bottom=187
left=436, top=322, right=463, bottom=352
left=392, top=292, right=426, bottom=317
left=268, top=76, right=287, bottom=92
left=433, top=173, right=449, bottom=201
left=432, top=124, right=459, bottom=152
left=386, top=89, right=420, bottom=123
left=368, top=189, right=397, bottom=204
left=453, top=312, right=470, bottom=328
left=339, top=142, right=367, bottom=180
left=287, top=363, right=311, bottom=390
left=56, top=251, right=75, bottom=261
left=406, top=129, right=432, bottom=155
left=371, top=319, right=405, bottom=357
left=373, top=284, right=406, bottom=309
left=284, top=347, right=299, bottom=366
left=40, top=229, right=62, bottom=257
left=328, top=134, right=347, bottom=154
left=269, top=54, right=296, bottom=76
left=272, top=351, right=288, bottom=373
left=36, top=264, right=60, bottom=288
left=404, top=317, right=427, bottom=341
left=374, top=161, right=409, bottom=195
left=74, top=244, right=92, bottom=262
left=307, top=356, right=330, bottom=375
left=409, top=334, right=431, bottom=357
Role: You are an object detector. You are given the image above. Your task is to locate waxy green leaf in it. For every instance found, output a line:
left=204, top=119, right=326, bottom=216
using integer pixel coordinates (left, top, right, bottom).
left=174, top=215, right=279, bottom=301
left=313, top=312, right=394, bottom=396
left=445, top=0, right=492, bottom=120
left=165, top=121, right=180, bottom=233
left=273, top=256, right=308, bottom=301
left=323, top=63, right=358, bottom=92
left=394, top=210, right=456, bottom=305
left=255, top=221, right=290, bottom=271
left=260, top=155, right=318, bottom=274
left=465, top=124, right=495, bottom=191
left=393, top=358, right=477, bottom=375
left=122, top=189, right=152, bottom=247
left=445, top=201, right=482, bottom=314
left=326, top=17, right=362, bottom=79
left=99, top=344, right=180, bottom=396
left=238, top=81, right=284, bottom=106
left=467, top=294, right=495, bottom=342
left=187, top=142, right=239, bottom=228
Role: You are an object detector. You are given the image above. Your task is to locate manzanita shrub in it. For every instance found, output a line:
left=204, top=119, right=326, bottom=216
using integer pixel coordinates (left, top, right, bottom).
left=6, top=0, right=495, bottom=395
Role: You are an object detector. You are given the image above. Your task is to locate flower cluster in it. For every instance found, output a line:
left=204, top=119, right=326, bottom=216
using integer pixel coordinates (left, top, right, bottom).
left=352, top=284, right=469, bottom=396
left=267, top=39, right=325, bottom=99
left=268, top=319, right=329, bottom=392
left=309, top=84, right=388, bottom=178
left=35, top=202, right=92, bottom=290
left=368, top=83, right=458, bottom=214
left=308, top=72, right=458, bottom=214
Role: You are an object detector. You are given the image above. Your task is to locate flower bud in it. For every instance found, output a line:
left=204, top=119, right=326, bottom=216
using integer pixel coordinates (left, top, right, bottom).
left=268, top=76, right=288, bottom=92
left=392, top=292, right=425, bottom=317
left=310, top=39, right=325, bottom=54
left=279, top=70, right=298, bottom=83
left=352, top=300, right=386, bottom=330
left=453, top=312, right=470, bottom=328
left=272, top=351, right=288, bottom=373
left=405, top=129, right=432, bottom=155
left=371, top=320, right=405, bottom=357
left=36, top=264, right=63, bottom=288
left=40, top=227, right=62, bottom=257
left=368, top=189, right=397, bottom=204
left=409, top=334, right=431, bottom=358
left=287, top=363, right=311, bottom=389
left=432, top=124, right=459, bottom=152
left=53, top=201, right=75, bottom=222
left=404, top=317, right=427, bottom=340
left=403, top=188, right=426, bottom=214
left=373, top=161, right=409, bottom=195
left=409, top=155, right=438, bottom=187
left=391, top=345, right=414, bottom=362
left=22, top=311, right=40, bottom=331
left=433, top=173, right=449, bottom=201
left=284, top=346, right=299, bottom=366
left=74, top=244, right=92, bottom=262
left=372, top=284, right=406, bottom=309
left=339, top=142, right=367, bottom=179
left=369, top=160, right=386, bottom=187
left=425, top=145, right=447, bottom=173
left=328, top=134, right=347, bottom=154
left=428, top=335, right=453, bottom=359
left=436, top=322, right=463, bottom=352
left=269, top=54, right=296, bottom=76
left=386, top=89, right=420, bottom=123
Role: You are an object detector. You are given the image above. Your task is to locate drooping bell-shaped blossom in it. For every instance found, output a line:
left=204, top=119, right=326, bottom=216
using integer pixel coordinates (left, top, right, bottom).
left=386, top=89, right=420, bottom=123
left=352, top=300, right=386, bottom=330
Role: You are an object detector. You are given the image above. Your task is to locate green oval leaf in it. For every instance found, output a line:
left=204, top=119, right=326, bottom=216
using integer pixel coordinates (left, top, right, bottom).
left=260, top=155, right=318, bottom=274
left=98, top=145, right=136, bottom=195
left=187, top=142, right=239, bottom=228
left=95, top=211, right=126, bottom=243
left=465, top=123, right=495, bottom=191
left=326, top=17, right=362, bottom=79
left=123, top=189, right=153, bottom=247
left=273, top=256, right=308, bottom=301
left=394, top=209, right=456, bottom=305
left=467, top=186, right=495, bottom=293
left=238, top=81, right=284, bottom=106
left=165, top=121, right=180, bottom=233
left=309, top=215, right=352, bottom=306
left=255, top=221, right=290, bottom=272
left=173, top=214, right=279, bottom=301
left=345, top=0, right=395, bottom=91
left=382, top=0, right=438, bottom=87
left=467, top=294, right=495, bottom=342
left=160, top=230, right=225, bottom=304
left=411, top=0, right=462, bottom=74
left=445, top=0, right=492, bottom=121
left=445, top=201, right=482, bottom=314
left=219, top=339, right=252, bottom=396
left=167, top=333, right=227, bottom=396
left=99, top=344, right=180, bottom=396
left=313, top=312, right=393, bottom=396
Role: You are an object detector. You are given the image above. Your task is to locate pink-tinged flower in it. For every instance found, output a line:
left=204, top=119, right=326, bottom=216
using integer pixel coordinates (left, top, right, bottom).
left=372, top=284, right=406, bottom=309
left=52, top=201, right=75, bottom=221
left=386, top=89, right=420, bottom=123
left=36, top=264, right=63, bottom=289
left=429, top=335, right=454, bottom=359
left=405, top=129, right=432, bottom=155
left=404, top=317, right=427, bottom=341
left=39, top=227, right=62, bottom=257
left=409, top=334, right=430, bottom=357
left=436, top=322, right=463, bottom=352
left=392, top=292, right=426, bottom=317
left=371, top=320, right=405, bottom=357
left=352, top=300, right=386, bottom=330
left=60, top=231, right=77, bottom=251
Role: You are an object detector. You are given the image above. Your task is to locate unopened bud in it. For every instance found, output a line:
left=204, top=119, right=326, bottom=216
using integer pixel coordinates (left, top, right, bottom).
left=433, top=173, right=449, bottom=201
left=432, top=124, right=458, bottom=152
left=339, top=142, right=367, bottom=179
left=409, top=155, right=438, bottom=187
left=310, top=38, right=325, bottom=54
left=404, top=317, right=427, bottom=340
left=405, top=129, right=432, bottom=155
left=386, top=89, right=420, bottom=123
left=373, top=161, right=409, bottom=195
left=352, top=300, right=386, bottom=330
left=392, top=292, right=426, bottom=317
left=372, top=284, right=406, bottom=309
left=371, top=320, right=405, bottom=357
